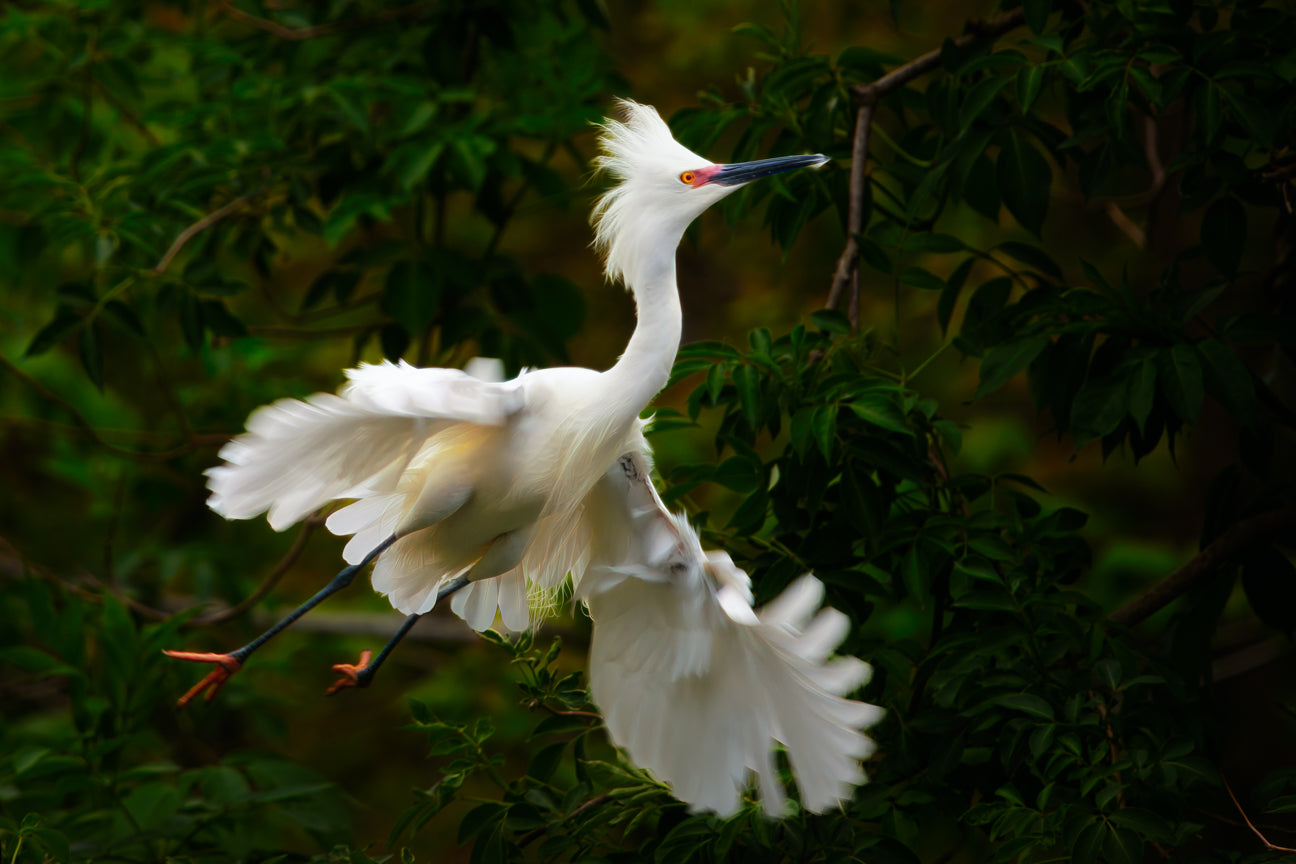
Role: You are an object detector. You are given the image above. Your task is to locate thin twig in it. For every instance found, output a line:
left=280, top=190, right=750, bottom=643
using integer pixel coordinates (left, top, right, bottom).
left=0, top=353, right=209, bottom=461
left=1108, top=508, right=1296, bottom=628
left=1105, top=200, right=1146, bottom=247
left=215, top=0, right=430, bottom=41
left=827, top=9, right=1027, bottom=327
left=94, top=80, right=160, bottom=146
left=517, top=794, right=614, bottom=849
left=826, top=101, right=873, bottom=327
left=151, top=193, right=257, bottom=275
left=528, top=700, right=602, bottom=720
left=1222, top=774, right=1296, bottom=853
left=191, top=515, right=324, bottom=626
left=72, top=515, right=322, bottom=625
left=247, top=322, right=387, bottom=340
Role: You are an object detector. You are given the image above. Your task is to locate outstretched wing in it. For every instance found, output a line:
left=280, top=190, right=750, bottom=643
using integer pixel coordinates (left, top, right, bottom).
left=579, top=450, right=883, bottom=817
left=207, top=360, right=524, bottom=530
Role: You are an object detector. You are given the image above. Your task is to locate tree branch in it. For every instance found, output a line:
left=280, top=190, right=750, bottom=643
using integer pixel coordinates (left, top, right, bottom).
left=1108, top=508, right=1296, bottom=628
left=215, top=1, right=430, bottom=41
left=0, top=352, right=217, bottom=461
left=151, top=193, right=257, bottom=276
left=190, top=515, right=324, bottom=626
left=827, top=9, right=1027, bottom=326
left=1223, top=774, right=1296, bottom=853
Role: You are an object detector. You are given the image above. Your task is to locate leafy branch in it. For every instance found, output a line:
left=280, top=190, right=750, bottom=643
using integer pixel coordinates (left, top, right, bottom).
left=827, top=9, right=1027, bottom=326
left=1108, top=508, right=1296, bottom=628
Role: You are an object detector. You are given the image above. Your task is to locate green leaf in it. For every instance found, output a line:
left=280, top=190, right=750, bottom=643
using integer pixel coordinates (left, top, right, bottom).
left=1072, top=818, right=1104, bottom=864
left=1108, top=808, right=1172, bottom=841
left=383, top=260, right=440, bottom=332
left=1071, top=373, right=1130, bottom=448
left=811, top=309, right=852, bottom=334
left=996, top=241, right=1062, bottom=281
left=963, top=152, right=1001, bottom=221
left=841, top=466, right=883, bottom=541
left=901, top=232, right=967, bottom=254
left=813, top=403, right=837, bottom=462
left=901, top=266, right=945, bottom=291
left=200, top=301, right=248, bottom=338
left=850, top=392, right=913, bottom=437
left=939, top=257, right=975, bottom=334
left=0, top=646, right=84, bottom=678
left=976, top=333, right=1050, bottom=398
left=1197, top=81, right=1222, bottom=144
left=998, top=132, right=1052, bottom=236
left=386, top=140, right=445, bottom=193
left=78, top=324, right=103, bottom=389
left=457, top=802, right=507, bottom=845
left=25, top=308, right=81, bottom=356
left=733, top=364, right=761, bottom=428
left=1127, top=361, right=1156, bottom=432
left=123, top=782, right=181, bottom=832
left=179, top=289, right=204, bottom=350
left=1156, top=344, right=1204, bottom=423
left=1017, top=64, right=1045, bottom=113
left=1201, top=196, right=1246, bottom=275
left=994, top=692, right=1055, bottom=721
left=1023, top=0, right=1052, bottom=33
left=960, top=76, right=1012, bottom=129
left=1102, top=826, right=1143, bottom=864
left=325, top=193, right=394, bottom=247
left=712, top=456, right=761, bottom=494
left=1095, top=657, right=1122, bottom=690
left=1221, top=87, right=1275, bottom=148
left=1196, top=338, right=1255, bottom=423
left=527, top=741, right=566, bottom=782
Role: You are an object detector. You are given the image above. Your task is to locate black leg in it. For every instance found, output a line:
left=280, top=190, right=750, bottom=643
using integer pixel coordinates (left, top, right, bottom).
left=328, top=576, right=471, bottom=694
left=165, top=534, right=400, bottom=706
left=231, top=533, right=399, bottom=663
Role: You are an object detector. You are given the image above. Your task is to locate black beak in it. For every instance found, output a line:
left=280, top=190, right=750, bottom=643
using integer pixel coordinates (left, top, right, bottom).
left=709, top=153, right=829, bottom=187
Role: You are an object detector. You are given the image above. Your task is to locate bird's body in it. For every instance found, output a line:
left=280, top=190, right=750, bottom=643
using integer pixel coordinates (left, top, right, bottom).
left=176, top=100, right=882, bottom=815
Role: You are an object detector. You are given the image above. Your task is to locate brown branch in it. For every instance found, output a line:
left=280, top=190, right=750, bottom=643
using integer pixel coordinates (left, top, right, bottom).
left=190, top=515, right=324, bottom=626
left=1105, top=200, right=1146, bottom=247
left=247, top=322, right=386, bottom=340
left=517, top=794, right=613, bottom=849
left=528, top=700, right=602, bottom=720
left=0, top=352, right=209, bottom=462
left=94, top=80, right=160, bottom=147
left=1223, top=774, right=1296, bottom=853
left=1108, top=508, right=1296, bottom=628
left=215, top=1, right=430, bottom=41
left=828, top=9, right=1027, bottom=327
left=826, top=101, right=873, bottom=327
left=151, top=193, right=257, bottom=276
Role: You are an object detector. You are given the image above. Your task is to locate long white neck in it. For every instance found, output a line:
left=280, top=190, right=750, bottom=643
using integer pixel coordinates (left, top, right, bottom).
left=602, top=250, right=682, bottom=420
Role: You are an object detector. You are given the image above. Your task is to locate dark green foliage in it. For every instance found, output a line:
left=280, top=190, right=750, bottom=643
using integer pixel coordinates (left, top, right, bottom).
left=4, top=0, right=1296, bottom=862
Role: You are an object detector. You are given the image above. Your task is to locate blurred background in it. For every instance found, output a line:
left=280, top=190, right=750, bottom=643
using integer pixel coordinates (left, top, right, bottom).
left=2, top=0, right=1293, bottom=860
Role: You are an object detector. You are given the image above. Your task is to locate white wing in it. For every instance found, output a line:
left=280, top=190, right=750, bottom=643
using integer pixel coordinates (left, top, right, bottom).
left=207, top=360, right=524, bottom=531
left=579, top=450, right=883, bottom=817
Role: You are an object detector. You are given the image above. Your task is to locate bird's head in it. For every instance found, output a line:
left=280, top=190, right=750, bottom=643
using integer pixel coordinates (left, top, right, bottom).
left=592, top=99, right=827, bottom=288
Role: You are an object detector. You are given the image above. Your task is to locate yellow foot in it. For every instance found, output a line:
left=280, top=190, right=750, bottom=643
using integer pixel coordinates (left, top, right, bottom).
left=326, top=649, right=373, bottom=696
left=162, top=650, right=243, bottom=707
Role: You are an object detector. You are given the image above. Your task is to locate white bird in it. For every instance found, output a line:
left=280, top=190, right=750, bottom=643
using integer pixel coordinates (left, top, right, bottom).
left=167, top=100, right=881, bottom=815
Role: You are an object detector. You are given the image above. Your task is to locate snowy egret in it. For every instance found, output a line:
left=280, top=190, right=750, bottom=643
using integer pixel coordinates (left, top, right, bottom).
left=168, top=100, right=881, bottom=813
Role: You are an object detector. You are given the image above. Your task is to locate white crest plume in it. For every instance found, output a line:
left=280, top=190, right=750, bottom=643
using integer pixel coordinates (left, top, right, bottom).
left=591, top=99, right=715, bottom=288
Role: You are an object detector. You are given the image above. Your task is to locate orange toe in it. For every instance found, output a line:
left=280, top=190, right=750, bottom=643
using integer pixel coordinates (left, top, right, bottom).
left=163, top=650, right=243, bottom=707
left=326, top=649, right=373, bottom=696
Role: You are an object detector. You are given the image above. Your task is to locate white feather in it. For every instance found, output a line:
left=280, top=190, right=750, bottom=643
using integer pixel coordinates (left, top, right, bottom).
left=206, top=362, right=522, bottom=531
left=579, top=450, right=882, bottom=816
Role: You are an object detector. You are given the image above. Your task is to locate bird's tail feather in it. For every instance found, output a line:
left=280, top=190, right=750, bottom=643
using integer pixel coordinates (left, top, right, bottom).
left=586, top=567, right=882, bottom=816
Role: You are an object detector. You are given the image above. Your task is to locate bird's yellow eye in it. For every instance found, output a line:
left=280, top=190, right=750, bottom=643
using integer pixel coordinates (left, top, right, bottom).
left=680, top=171, right=695, bottom=185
